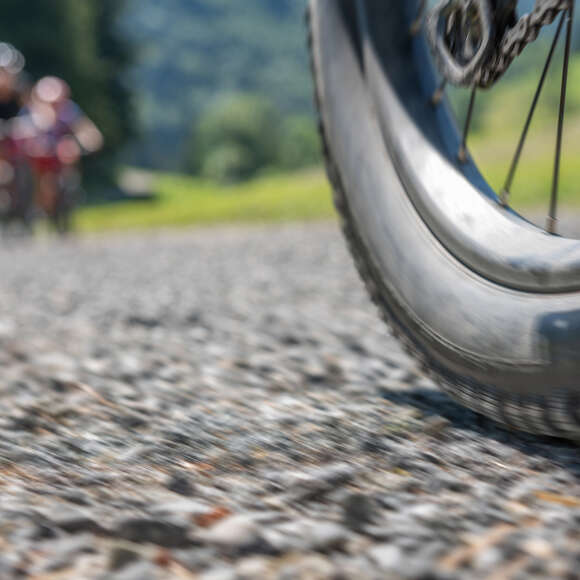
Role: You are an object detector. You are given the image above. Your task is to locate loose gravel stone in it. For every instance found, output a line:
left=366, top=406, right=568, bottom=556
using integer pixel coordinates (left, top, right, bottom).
left=271, top=463, right=357, bottom=501
left=108, top=545, right=142, bottom=571
left=173, top=546, right=218, bottom=572
left=165, top=471, right=196, bottom=497
left=236, top=556, right=273, bottom=579
left=367, top=544, right=404, bottom=572
left=265, top=518, right=349, bottom=553
left=200, top=514, right=271, bottom=555
left=30, top=534, right=96, bottom=574
left=104, top=561, right=159, bottom=580
left=0, top=224, right=578, bottom=579
left=200, top=565, right=238, bottom=580
left=278, top=554, right=336, bottom=580
left=342, top=493, right=377, bottom=530
left=47, top=507, right=107, bottom=535
left=114, top=517, right=192, bottom=548
left=151, top=499, right=212, bottom=518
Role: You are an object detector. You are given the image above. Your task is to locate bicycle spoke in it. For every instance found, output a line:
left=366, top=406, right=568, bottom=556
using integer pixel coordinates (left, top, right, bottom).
left=431, top=79, right=447, bottom=105
left=547, top=3, right=574, bottom=235
left=501, top=13, right=566, bottom=207
left=410, top=0, right=427, bottom=36
left=458, top=87, right=476, bottom=163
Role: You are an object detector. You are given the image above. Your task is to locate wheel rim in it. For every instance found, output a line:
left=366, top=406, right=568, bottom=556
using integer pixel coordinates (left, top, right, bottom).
left=357, top=0, right=580, bottom=292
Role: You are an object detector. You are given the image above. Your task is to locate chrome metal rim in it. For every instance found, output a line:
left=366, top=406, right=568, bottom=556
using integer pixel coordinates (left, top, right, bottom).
left=357, top=0, right=580, bottom=292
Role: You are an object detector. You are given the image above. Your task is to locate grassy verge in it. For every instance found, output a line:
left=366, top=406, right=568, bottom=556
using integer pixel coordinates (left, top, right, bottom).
left=453, top=55, right=580, bottom=211
left=78, top=54, right=580, bottom=234
left=77, top=168, right=334, bottom=233
left=470, top=117, right=580, bottom=210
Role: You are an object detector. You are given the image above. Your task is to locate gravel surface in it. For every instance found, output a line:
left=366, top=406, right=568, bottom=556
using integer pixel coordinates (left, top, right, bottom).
left=0, top=222, right=578, bottom=580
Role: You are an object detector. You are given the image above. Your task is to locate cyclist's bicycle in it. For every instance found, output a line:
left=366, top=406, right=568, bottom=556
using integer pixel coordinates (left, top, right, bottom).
left=30, top=151, right=80, bottom=236
left=0, top=125, right=34, bottom=236
left=309, top=0, right=580, bottom=437
left=25, top=77, right=103, bottom=236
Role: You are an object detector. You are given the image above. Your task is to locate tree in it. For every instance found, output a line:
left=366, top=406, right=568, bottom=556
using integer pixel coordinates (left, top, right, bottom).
left=121, top=0, right=312, bottom=171
left=0, top=0, right=134, bottom=190
left=188, top=94, right=282, bottom=183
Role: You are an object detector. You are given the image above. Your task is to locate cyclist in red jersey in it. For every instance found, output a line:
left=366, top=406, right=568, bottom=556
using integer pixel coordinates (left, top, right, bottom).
left=24, top=76, right=103, bottom=233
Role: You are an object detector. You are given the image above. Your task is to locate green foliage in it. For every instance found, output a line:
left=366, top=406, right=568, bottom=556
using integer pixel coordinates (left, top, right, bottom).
left=201, top=145, right=253, bottom=185
left=460, top=53, right=580, bottom=211
left=190, top=94, right=282, bottom=182
left=121, top=0, right=312, bottom=171
left=188, top=94, right=322, bottom=183
left=94, top=0, right=135, bottom=153
left=278, top=116, right=322, bottom=170
left=0, top=0, right=134, bottom=187
left=76, top=169, right=334, bottom=232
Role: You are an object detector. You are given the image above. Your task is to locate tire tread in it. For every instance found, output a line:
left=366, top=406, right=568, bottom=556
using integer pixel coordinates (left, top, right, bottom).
left=307, top=2, right=580, bottom=438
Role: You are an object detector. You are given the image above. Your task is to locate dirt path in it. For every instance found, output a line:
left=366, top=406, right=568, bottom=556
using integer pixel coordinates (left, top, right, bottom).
left=0, top=223, right=578, bottom=579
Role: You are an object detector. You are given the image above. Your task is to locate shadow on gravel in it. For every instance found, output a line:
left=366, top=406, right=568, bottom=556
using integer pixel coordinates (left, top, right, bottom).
left=380, top=386, right=580, bottom=476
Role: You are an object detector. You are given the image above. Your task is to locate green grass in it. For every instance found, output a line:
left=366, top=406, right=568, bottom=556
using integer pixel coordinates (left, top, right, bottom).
left=77, top=168, right=334, bottom=233
left=470, top=118, right=580, bottom=209
left=456, top=56, right=580, bottom=211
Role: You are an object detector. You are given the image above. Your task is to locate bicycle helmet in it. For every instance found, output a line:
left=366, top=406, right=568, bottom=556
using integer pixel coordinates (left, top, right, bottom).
left=33, top=76, right=71, bottom=105
left=0, top=43, right=25, bottom=75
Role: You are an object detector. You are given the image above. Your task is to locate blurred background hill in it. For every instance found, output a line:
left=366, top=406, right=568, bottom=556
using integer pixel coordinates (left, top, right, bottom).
left=121, top=0, right=314, bottom=175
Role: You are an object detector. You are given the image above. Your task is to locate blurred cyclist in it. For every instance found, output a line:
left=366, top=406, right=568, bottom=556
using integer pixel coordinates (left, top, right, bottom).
left=0, top=44, right=24, bottom=120
left=0, top=43, right=33, bottom=233
left=23, top=76, right=103, bottom=234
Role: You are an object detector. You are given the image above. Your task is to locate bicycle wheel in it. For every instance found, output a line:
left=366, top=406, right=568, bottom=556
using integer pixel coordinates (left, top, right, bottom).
left=309, top=0, right=580, bottom=437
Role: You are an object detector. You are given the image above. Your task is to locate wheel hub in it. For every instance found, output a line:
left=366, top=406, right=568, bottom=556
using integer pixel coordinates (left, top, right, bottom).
left=427, top=0, right=517, bottom=86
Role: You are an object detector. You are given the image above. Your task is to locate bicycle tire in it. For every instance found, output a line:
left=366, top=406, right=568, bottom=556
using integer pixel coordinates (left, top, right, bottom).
left=308, top=0, right=580, bottom=438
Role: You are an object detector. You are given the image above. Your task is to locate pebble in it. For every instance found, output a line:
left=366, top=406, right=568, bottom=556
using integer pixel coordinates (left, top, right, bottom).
left=308, top=521, right=349, bottom=552
left=200, top=514, right=267, bottom=554
left=422, top=416, right=451, bottom=437
left=40, top=533, right=95, bottom=561
left=522, top=537, right=555, bottom=559
left=278, top=554, right=336, bottom=580
left=200, top=565, right=238, bottom=580
left=473, top=546, right=504, bottom=571
left=236, top=556, right=273, bottom=579
left=47, top=508, right=107, bottom=535
left=367, top=544, right=404, bottom=571
left=165, top=471, right=196, bottom=497
left=275, top=463, right=357, bottom=500
left=151, top=499, right=212, bottom=518
left=0, top=224, right=577, bottom=578
left=266, top=519, right=348, bottom=553
left=173, top=547, right=219, bottom=572
left=114, top=517, right=192, bottom=548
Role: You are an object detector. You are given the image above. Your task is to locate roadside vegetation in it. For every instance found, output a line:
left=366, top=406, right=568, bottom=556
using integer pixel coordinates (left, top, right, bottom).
left=77, top=32, right=580, bottom=234
left=78, top=59, right=580, bottom=233
left=454, top=52, right=580, bottom=210
left=77, top=169, right=333, bottom=232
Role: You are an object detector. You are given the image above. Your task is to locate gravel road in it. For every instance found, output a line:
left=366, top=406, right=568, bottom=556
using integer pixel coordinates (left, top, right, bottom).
left=0, top=223, right=578, bottom=580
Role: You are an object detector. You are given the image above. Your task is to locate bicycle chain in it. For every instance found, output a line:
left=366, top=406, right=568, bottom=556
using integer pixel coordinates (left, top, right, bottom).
left=477, top=0, right=571, bottom=87
left=428, top=0, right=572, bottom=88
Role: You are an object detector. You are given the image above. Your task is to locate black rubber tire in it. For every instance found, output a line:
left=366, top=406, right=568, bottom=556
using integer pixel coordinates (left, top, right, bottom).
left=308, top=0, right=580, bottom=438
